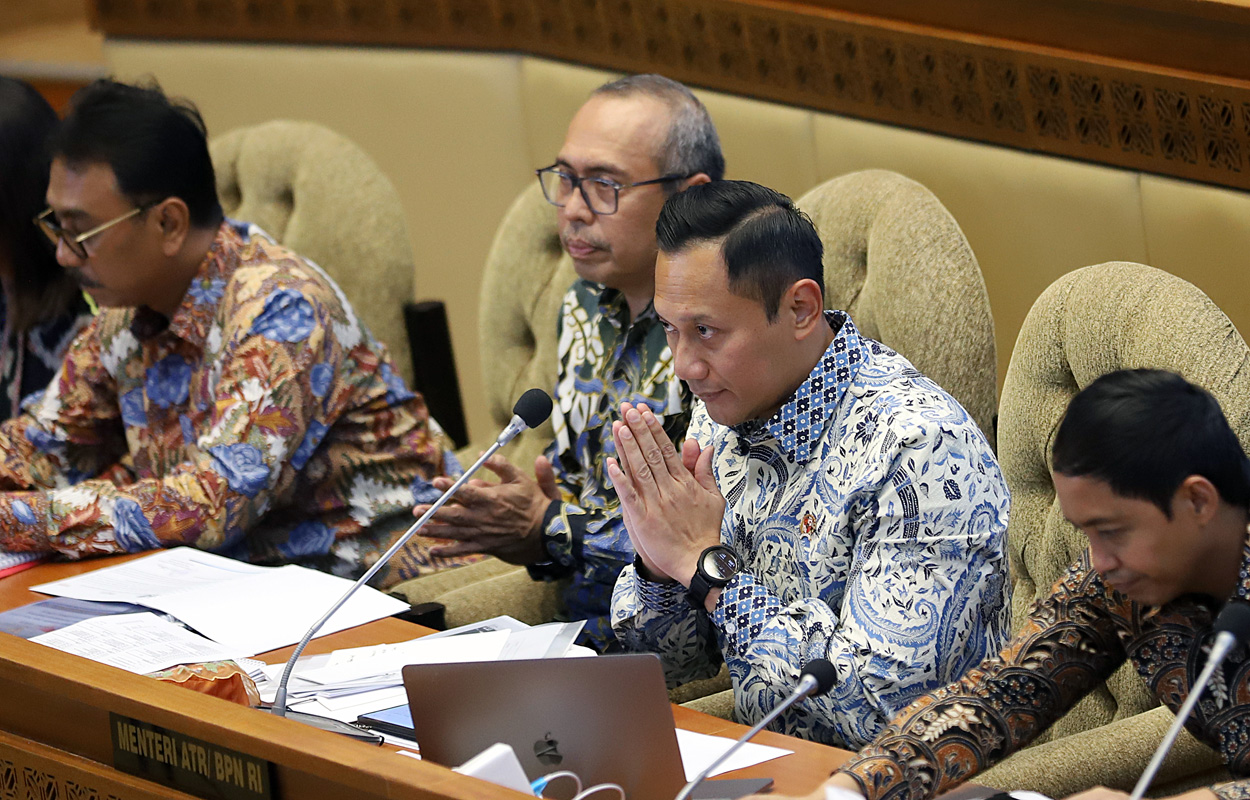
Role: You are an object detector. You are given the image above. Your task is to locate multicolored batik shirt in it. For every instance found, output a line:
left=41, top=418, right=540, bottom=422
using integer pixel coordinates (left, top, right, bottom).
left=840, top=540, right=1250, bottom=800
left=612, top=311, right=1012, bottom=748
left=530, top=279, right=690, bottom=651
left=0, top=221, right=471, bottom=585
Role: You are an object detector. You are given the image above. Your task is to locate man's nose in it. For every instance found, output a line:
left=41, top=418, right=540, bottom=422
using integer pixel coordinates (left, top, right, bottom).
left=673, top=340, right=707, bottom=382
left=54, top=237, right=84, bottom=269
left=559, top=185, right=596, bottom=224
left=1088, top=540, right=1119, bottom=576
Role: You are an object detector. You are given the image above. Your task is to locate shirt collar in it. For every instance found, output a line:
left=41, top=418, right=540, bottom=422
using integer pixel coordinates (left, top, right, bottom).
left=729, top=310, right=865, bottom=464
left=588, top=280, right=659, bottom=328
left=131, top=221, right=239, bottom=348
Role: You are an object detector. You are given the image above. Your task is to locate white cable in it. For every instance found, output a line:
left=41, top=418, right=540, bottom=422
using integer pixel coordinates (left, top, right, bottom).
left=572, top=783, right=625, bottom=800
left=533, top=770, right=582, bottom=798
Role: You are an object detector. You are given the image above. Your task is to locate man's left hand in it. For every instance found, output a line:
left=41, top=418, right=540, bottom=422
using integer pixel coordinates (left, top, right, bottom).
left=605, top=402, right=725, bottom=589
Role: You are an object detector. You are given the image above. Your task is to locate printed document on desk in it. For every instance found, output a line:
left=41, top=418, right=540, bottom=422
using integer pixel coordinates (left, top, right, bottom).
left=31, top=547, right=265, bottom=601
left=30, top=548, right=409, bottom=656
left=31, top=612, right=240, bottom=674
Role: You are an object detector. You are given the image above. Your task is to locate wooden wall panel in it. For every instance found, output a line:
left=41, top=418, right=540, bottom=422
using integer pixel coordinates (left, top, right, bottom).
left=89, top=0, right=1250, bottom=189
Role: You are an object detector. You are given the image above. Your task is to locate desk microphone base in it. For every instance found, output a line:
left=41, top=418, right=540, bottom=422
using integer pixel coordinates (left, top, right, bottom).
left=260, top=704, right=384, bottom=745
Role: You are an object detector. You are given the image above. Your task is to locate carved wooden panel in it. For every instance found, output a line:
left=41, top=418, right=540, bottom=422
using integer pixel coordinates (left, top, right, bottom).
left=89, top=0, right=1250, bottom=191
left=0, top=743, right=182, bottom=800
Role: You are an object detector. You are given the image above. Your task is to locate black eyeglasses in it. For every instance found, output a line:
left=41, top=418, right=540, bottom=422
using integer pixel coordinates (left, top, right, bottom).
left=536, top=165, right=690, bottom=215
left=34, top=200, right=160, bottom=260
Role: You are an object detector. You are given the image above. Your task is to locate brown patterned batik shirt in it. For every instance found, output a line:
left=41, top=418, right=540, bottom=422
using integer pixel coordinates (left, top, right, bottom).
left=840, top=541, right=1250, bottom=800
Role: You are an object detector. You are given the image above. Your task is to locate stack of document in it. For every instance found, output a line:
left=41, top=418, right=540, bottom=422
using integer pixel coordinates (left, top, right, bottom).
left=24, top=548, right=408, bottom=673
left=258, top=617, right=587, bottom=723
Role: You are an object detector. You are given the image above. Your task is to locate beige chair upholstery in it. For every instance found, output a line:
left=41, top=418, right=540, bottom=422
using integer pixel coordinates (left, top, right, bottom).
left=977, top=262, right=1250, bottom=796
left=390, top=182, right=574, bottom=634
left=475, top=182, right=576, bottom=468
left=210, top=120, right=415, bottom=387
left=797, top=169, right=998, bottom=446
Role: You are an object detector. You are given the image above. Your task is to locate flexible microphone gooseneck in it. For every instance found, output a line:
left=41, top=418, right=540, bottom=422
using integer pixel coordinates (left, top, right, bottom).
left=268, top=388, right=553, bottom=728
left=1129, top=599, right=1250, bottom=800
left=674, top=658, right=838, bottom=800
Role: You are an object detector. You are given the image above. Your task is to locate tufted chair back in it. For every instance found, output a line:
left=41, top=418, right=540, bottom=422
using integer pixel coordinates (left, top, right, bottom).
left=476, top=182, right=576, bottom=466
left=797, top=169, right=998, bottom=446
left=979, top=262, right=1250, bottom=796
left=210, top=120, right=415, bottom=386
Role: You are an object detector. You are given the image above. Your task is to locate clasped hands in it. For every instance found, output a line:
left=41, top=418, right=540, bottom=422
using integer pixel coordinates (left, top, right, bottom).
left=605, top=402, right=726, bottom=596
left=412, top=453, right=560, bottom=565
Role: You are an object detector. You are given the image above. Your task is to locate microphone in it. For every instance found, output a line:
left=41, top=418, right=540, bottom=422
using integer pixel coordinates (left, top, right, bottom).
left=1129, top=599, right=1250, bottom=800
left=674, top=658, right=837, bottom=800
left=267, top=388, right=553, bottom=732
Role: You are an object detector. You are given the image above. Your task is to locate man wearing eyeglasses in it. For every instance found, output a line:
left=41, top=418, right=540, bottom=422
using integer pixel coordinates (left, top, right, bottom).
left=0, top=78, right=467, bottom=584
left=412, top=74, right=725, bottom=650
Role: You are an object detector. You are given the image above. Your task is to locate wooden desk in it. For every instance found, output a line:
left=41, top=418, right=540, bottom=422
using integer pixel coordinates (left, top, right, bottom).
left=0, top=556, right=849, bottom=800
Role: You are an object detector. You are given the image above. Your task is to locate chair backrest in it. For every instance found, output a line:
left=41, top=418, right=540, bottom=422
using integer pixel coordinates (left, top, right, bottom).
left=999, top=261, right=1250, bottom=740
left=797, top=169, right=998, bottom=446
left=477, top=182, right=575, bottom=466
left=210, top=120, right=415, bottom=386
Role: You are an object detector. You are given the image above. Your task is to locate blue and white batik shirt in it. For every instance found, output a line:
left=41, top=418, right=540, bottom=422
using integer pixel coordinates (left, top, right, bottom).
left=611, top=311, right=1011, bottom=748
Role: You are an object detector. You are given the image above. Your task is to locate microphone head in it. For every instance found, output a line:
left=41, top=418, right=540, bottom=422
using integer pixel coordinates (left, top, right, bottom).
left=1214, top=599, right=1250, bottom=644
left=800, top=658, right=837, bottom=697
left=513, top=388, right=553, bottom=429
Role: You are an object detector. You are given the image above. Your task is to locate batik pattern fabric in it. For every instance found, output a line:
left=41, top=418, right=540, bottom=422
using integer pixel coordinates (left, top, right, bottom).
left=531, top=279, right=689, bottom=651
left=840, top=542, right=1250, bottom=800
left=0, top=221, right=470, bottom=585
left=612, top=311, right=1012, bottom=748
left=0, top=281, right=91, bottom=420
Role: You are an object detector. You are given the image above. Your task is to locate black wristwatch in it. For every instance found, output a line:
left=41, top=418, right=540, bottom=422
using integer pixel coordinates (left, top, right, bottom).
left=687, top=544, right=742, bottom=610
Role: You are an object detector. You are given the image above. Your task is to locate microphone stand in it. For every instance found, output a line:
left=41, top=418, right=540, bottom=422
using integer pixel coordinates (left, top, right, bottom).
left=674, top=661, right=835, bottom=800
left=1129, top=599, right=1250, bottom=800
left=1128, top=633, right=1236, bottom=800
left=268, top=394, right=550, bottom=729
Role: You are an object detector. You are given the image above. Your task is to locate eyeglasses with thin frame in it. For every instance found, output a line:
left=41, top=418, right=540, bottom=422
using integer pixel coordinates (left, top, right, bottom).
left=34, top=200, right=159, bottom=260
left=536, top=164, right=690, bottom=216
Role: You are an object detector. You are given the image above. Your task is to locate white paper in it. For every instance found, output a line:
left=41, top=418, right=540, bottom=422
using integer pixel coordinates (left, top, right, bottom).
left=298, top=629, right=509, bottom=685
left=675, top=728, right=793, bottom=780
left=31, top=547, right=266, bottom=601
left=139, top=564, right=409, bottom=656
left=288, top=686, right=409, bottom=723
left=31, top=612, right=239, bottom=674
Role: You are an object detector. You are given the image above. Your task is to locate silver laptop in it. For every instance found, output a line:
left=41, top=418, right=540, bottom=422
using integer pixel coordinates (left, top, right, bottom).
left=402, top=654, right=687, bottom=798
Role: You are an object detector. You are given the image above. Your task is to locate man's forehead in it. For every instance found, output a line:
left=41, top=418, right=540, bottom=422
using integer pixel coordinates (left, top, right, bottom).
left=560, top=94, right=669, bottom=173
left=47, top=158, right=125, bottom=212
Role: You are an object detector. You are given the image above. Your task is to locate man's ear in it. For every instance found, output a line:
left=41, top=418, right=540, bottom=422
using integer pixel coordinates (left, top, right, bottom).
left=788, top=278, right=825, bottom=339
left=1177, top=475, right=1221, bottom=524
left=155, top=198, right=193, bottom=257
left=684, top=172, right=712, bottom=189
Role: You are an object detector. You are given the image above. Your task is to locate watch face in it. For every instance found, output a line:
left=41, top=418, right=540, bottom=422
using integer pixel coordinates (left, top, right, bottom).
left=703, top=547, right=740, bottom=581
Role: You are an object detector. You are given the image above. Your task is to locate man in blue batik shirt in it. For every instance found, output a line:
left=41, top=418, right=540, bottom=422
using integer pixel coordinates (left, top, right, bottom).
left=608, top=180, right=1012, bottom=748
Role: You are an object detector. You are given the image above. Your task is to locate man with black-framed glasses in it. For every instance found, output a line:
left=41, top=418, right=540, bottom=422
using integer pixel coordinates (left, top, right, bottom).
left=412, top=74, right=725, bottom=650
left=0, top=78, right=469, bottom=586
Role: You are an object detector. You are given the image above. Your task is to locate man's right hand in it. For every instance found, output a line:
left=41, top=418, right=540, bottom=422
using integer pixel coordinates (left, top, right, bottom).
left=415, top=455, right=561, bottom=565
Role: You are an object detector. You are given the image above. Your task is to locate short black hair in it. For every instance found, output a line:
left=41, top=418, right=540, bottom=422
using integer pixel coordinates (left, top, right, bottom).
left=1053, top=369, right=1250, bottom=516
left=50, top=78, right=222, bottom=228
left=656, top=180, right=823, bottom=321
left=0, top=76, right=82, bottom=332
left=592, top=74, right=725, bottom=187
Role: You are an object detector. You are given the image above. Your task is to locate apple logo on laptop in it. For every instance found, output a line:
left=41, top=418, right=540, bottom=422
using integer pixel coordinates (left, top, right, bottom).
left=534, top=734, right=563, bottom=766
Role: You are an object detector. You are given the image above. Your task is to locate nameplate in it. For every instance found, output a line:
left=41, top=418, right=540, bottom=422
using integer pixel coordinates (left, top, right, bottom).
left=110, top=713, right=273, bottom=800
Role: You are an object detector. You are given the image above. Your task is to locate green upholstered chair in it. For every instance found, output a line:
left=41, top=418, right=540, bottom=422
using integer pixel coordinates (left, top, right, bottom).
left=978, top=262, right=1250, bottom=796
